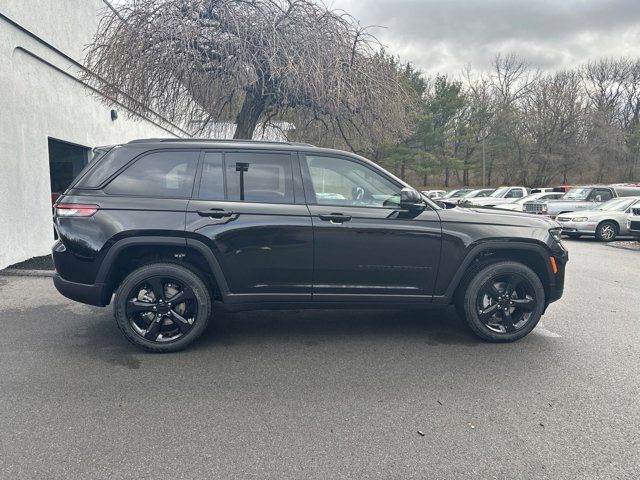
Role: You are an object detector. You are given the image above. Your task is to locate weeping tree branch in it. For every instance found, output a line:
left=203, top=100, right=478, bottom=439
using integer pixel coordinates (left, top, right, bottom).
left=84, top=0, right=413, bottom=149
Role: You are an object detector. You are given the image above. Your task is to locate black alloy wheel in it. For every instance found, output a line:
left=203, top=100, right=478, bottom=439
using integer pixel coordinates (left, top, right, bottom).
left=126, top=276, right=197, bottom=342
left=457, top=261, right=545, bottom=342
left=475, top=274, right=537, bottom=334
left=114, top=262, right=211, bottom=352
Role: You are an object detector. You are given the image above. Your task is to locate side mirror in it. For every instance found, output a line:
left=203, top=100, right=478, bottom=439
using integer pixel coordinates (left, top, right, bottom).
left=594, top=195, right=602, bottom=202
left=400, top=188, right=424, bottom=209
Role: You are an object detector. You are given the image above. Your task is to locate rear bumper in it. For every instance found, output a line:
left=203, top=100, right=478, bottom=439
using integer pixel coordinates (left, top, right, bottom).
left=53, top=274, right=109, bottom=307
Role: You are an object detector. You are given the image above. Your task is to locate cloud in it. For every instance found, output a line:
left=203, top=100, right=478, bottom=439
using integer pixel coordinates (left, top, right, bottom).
left=330, top=0, right=640, bottom=74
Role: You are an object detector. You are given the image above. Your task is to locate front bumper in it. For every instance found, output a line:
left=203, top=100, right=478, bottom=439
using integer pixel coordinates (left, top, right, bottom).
left=556, top=219, right=598, bottom=235
left=53, top=274, right=109, bottom=307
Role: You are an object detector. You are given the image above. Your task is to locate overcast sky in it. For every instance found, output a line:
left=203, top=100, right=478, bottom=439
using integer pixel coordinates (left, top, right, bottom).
left=330, top=0, right=640, bottom=75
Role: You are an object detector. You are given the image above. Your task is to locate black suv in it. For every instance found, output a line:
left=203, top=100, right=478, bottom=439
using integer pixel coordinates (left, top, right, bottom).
left=52, top=139, right=567, bottom=352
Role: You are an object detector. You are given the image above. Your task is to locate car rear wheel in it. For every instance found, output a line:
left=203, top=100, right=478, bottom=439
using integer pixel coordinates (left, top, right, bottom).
left=456, top=261, right=545, bottom=342
left=114, top=262, right=211, bottom=352
left=595, top=221, right=618, bottom=242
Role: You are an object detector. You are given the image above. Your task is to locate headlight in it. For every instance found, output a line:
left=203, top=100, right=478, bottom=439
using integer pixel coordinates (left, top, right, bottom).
left=549, top=227, right=563, bottom=243
left=540, top=204, right=548, bottom=212
left=571, top=217, right=588, bottom=222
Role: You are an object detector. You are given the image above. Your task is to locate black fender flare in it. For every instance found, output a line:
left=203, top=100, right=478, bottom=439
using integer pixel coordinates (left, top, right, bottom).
left=94, top=236, right=230, bottom=301
left=433, top=240, right=555, bottom=304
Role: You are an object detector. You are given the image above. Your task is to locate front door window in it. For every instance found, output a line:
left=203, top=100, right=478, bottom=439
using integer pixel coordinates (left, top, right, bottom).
left=304, top=155, right=401, bottom=208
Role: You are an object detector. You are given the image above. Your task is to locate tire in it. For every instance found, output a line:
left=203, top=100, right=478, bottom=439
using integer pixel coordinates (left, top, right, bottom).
left=455, top=261, right=545, bottom=342
left=114, top=262, right=211, bottom=353
left=566, top=233, right=581, bottom=239
left=595, top=221, right=618, bottom=242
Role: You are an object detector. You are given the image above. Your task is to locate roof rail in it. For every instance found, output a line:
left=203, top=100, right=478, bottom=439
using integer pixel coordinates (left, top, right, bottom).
left=127, top=138, right=315, bottom=147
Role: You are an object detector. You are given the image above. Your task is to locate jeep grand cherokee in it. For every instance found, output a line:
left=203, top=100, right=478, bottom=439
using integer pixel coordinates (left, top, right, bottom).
left=52, top=139, right=567, bottom=352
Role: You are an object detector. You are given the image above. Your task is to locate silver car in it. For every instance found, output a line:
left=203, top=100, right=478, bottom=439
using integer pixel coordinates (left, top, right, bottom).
left=556, top=196, right=640, bottom=241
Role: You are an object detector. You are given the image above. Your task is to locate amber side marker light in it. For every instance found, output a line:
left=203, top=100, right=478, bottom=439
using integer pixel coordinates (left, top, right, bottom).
left=549, top=256, right=558, bottom=274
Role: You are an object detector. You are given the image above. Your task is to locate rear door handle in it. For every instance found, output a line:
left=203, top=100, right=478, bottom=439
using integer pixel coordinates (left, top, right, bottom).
left=318, top=213, right=352, bottom=223
left=197, top=208, right=234, bottom=219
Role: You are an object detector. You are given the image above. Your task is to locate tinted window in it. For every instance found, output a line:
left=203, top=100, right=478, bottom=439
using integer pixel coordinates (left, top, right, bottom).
left=304, top=155, right=400, bottom=208
left=226, top=152, right=293, bottom=203
left=198, top=152, right=225, bottom=200
left=105, top=151, right=198, bottom=197
left=506, top=188, right=524, bottom=198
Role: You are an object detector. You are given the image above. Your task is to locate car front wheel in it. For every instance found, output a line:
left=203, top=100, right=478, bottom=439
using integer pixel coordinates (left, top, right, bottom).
left=456, top=261, right=545, bottom=342
left=595, top=221, right=618, bottom=242
left=114, top=262, right=211, bottom=352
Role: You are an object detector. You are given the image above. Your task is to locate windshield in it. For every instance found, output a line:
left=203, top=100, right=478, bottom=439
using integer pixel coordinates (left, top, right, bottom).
left=490, top=187, right=510, bottom=198
left=464, top=189, right=492, bottom=198
left=597, top=197, right=637, bottom=211
left=562, top=187, right=592, bottom=200
left=511, top=194, right=538, bottom=205
left=442, top=189, right=472, bottom=198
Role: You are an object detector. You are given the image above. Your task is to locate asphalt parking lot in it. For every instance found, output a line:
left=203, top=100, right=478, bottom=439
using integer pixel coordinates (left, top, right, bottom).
left=0, top=239, right=638, bottom=479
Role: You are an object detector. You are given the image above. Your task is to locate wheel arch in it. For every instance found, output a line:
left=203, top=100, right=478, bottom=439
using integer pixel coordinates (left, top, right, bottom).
left=95, top=236, right=230, bottom=305
left=437, top=241, right=555, bottom=306
left=596, top=218, right=620, bottom=231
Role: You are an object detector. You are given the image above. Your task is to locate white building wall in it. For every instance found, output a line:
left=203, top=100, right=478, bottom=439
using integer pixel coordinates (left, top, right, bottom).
left=0, top=0, right=184, bottom=269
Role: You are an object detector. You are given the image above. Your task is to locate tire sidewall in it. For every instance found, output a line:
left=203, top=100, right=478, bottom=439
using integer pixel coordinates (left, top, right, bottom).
left=462, top=261, right=545, bottom=342
left=114, top=263, right=211, bottom=352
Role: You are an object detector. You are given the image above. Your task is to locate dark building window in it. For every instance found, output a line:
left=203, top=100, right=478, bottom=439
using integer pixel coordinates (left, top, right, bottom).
left=48, top=138, right=90, bottom=197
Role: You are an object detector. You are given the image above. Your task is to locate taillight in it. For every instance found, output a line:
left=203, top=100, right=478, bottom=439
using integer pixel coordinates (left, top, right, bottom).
left=55, top=204, right=99, bottom=217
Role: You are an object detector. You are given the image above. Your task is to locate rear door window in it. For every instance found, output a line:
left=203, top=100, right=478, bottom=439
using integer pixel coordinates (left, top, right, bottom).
left=225, top=152, right=294, bottom=204
left=105, top=150, right=199, bottom=198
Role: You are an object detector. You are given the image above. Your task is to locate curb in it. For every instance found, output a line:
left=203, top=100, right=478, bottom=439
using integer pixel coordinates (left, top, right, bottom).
left=0, top=269, right=55, bottom=278
left=604, top=242, right=640, bottom=251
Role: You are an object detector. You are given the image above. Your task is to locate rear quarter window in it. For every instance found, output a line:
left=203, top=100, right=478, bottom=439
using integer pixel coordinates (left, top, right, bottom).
left=104, top=150, right=199, bottom=198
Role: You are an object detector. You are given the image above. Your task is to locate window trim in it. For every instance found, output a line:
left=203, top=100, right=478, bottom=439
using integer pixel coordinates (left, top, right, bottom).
left=102, top=148, right=201, bottom=199
left=194, top=149, right=298, bottom=205
left=299, top=152, right=407, bottom=210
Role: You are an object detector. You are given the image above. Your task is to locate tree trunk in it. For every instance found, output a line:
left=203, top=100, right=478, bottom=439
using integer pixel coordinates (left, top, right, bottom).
left=400, top=161, right=406, bottom=180
left=444, top=168, right=450, bottom=187
left=233, top=88, right=266, bottom=139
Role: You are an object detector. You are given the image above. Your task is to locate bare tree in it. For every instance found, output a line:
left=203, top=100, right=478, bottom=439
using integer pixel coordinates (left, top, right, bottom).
left=84, top=0, right=412, bottom=147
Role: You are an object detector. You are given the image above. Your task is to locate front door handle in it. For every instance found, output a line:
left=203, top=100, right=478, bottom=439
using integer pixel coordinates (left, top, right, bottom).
left=318, top=213, right=352, bottom=224
left=197, top=208, right=234, bottom=219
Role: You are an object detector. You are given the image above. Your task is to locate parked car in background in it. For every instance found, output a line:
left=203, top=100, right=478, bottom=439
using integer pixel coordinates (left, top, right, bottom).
left=627, top=205, right=640, bottom=238
left=447, top=188, right=495, bottom=205
left=556, top=196, right=640, bottom=241
left=440, top=188, right=473, bottom=202
left=495, top=192, right=565, bottom=211
left=463, top=186, right=530, bottom=207
left=421, top=189, right=447, bottom=199
left=531, top=186, right=572, bottom=194
left=524, top=185, right=640, bottom=218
